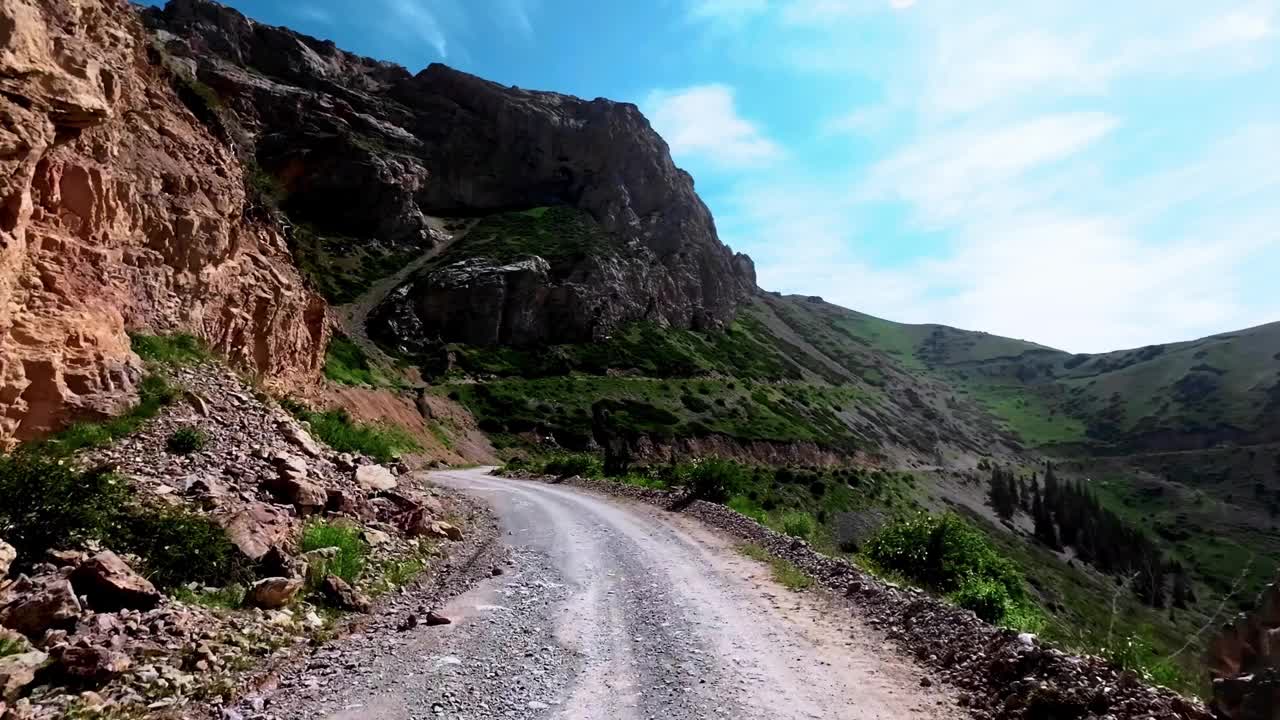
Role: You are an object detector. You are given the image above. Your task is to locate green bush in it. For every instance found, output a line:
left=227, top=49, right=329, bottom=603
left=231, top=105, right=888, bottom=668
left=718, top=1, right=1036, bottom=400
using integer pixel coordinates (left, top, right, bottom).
left=688, top=458, right=746, bottom=502
left=863, top=513, right=1025, bottom=600
left=302, top=520, right=367, bottom=584
left=727, top=495, right=768, bottom=523
left=120, top=504, right=251, bottom=589
left=0, top=454, right=248, bottom=589
left=781, top=511, right=816, bottom=539
left=0, top=455, right=129, bottom=564
left=166, top=426, right=208, bottom=455
left=130, top=333, right=211, bottom=365
left=293, top=408, right=419, bottom=462
left=542, top=453, right=602, bottom=479
left=949, top=577, right=1011, bottom=623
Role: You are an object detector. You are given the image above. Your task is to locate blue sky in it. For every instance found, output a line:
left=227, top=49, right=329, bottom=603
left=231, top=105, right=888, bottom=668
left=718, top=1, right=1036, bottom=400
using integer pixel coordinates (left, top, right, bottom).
left=167, top=0, right=1280, bottom=353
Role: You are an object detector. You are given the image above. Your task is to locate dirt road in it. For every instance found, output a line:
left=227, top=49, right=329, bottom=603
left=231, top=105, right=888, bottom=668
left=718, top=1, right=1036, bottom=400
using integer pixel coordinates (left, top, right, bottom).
left=265, top=468, right=955, bottom=720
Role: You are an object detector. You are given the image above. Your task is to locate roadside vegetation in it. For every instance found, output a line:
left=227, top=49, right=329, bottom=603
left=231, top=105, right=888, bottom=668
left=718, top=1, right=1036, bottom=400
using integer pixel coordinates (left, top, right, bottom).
left=281, top=402, right=419, bottom=462
left=0, top=453, right=251, bottom=589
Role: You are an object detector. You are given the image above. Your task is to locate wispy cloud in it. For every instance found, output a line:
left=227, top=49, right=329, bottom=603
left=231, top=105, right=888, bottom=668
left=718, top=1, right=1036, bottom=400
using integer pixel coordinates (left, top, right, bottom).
left=292, top=5, right=335, bottom=25
left=644, top=85, right=782, bottom=168
left=676, top=0, right=1280, bottom=351
left=497, top=0, right=537, bottom=39
left=385, top=0, right=450, bottom=57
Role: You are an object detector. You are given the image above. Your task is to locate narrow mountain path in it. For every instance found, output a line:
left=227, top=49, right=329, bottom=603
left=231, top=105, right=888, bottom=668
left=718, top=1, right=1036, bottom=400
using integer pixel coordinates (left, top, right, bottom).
left=332, top=219, right=476, bottom=371
left=263, top=468, right=956, bottom=720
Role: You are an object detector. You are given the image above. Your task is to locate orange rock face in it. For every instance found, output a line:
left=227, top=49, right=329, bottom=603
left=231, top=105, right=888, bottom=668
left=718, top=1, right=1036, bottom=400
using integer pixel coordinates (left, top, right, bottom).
left=0, top=0, right=327, bottom=445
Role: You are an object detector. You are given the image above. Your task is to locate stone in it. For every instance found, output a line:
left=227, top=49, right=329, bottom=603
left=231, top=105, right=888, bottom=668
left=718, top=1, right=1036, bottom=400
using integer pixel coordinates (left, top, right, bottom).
left=265, top=476, right=328, bottom=514
left=425, top=611, right=451, bottom=626
left=0, top=541, right=14, bottom=579
left=0, top=579, right=81, bottom=637
left=362, top=529, right=392, bottom=547
left=428, top=521, right=463, bottom=542
left=185, top=391, right=211, bottom=416
left=278, top=421, right=323, bottom=458
left=54, top=645, right=131, bottom=682
left=273, top=453, right=309, bottom=483
left=0, top=649, right=49, bottom=702
left=246, top=577, right=303, bottom=609
left=71, top=551, right=161, bottom=612
left=219, top=503, right=294, bottom=562
left=326, top=489, right=374, bottom=519
left=320, top=576, right=371, bottom=613
left=355, top=465, right=397, bottom=492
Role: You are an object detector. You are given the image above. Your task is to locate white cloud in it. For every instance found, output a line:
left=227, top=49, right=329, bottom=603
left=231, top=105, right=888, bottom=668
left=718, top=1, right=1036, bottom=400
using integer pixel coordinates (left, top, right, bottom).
left=867, top=112, right=1119, bottom=225
left=644, top=85, right=782, bottom=168
left=385, top=0, right=450, bottom=57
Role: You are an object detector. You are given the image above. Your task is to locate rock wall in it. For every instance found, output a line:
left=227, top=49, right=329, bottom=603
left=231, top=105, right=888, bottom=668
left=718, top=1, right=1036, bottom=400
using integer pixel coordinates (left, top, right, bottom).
left=1209, top=579, right=1280, bottom=719
left=143, top=0, right=757, bottom=345
left=0, top=0, right=327, bottom=444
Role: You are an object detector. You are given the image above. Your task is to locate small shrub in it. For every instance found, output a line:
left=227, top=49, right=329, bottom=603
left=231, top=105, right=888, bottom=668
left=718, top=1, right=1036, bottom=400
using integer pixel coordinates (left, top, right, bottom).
left=542, top=453, right=601, bottom=479
left=119, top=503, right=252, bottom=589
left=301, top=520, right=367, bottom=584
left=949, top=577, right=1011, bottom=623
left=680, top=393, right=711, bottom=413
left=863, top=513, right=1025, bottom=600
left=688, top=458, right=746, bottom=502
left=781, top=511, right=815, bottom=539
left=166, top=427, right=208, bottom=455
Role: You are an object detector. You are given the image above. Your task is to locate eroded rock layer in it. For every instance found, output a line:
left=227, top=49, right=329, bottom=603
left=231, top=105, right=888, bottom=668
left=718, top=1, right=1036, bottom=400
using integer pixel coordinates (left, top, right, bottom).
left=0, top=0, right=327, bottom=443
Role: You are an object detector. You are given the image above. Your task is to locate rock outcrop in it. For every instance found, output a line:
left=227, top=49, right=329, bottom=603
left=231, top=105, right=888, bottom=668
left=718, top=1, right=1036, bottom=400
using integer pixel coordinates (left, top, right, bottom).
left=143, top=0, right=756, bottom=349
left=0, top=0, right=327, bottom=445
left=1209, top=579, right=1280, bottom=719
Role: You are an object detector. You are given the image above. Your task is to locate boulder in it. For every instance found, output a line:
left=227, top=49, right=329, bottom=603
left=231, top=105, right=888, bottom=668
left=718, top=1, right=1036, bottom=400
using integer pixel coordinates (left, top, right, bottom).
left=54, top=645, right=131, bottom=683
left=278, top=421, right=323, bottom=458
left=0, top=579, right=81, bottom=637
left=355, top=465, right=397, bottom=492
left=0, top=541, right=14, bottom=578
left=265, top=476, right=328, bottom=514
left=219, top=503, right=295, bottom=562
left=272, top=453, right=309, bottom=483
left=362, top=529, right=392, bottom=547
left=320, top=575, right=370, bottom=613
left=0, top=649, right=49, bottom=702
left=71, top=551, right=161, bottom=612
left=246, top=577, right=303, bottom=609
left=397, top=509, right=462, bottom=542
left=326, top=489, right=375, bottom=520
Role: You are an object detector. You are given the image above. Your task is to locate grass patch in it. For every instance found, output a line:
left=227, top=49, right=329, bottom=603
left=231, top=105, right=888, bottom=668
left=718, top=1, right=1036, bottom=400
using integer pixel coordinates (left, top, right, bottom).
left=287, top=223, right=426, bottom=305
left=324, top=333, right=399, bottom=388
left=738, top=544, right=814, bottom=591
left=301, top=520, right=367, bottom=584
left=426, top=206, right=622, bottom=280
left=165, top=426, right=208, bottom=455
left=35, top=374, right=179, bottom=457
left=129, top=332, right=213, bottom=365
left=781, top=511, right=816, bottom=539
left=289, top=407, right=419, bottom=462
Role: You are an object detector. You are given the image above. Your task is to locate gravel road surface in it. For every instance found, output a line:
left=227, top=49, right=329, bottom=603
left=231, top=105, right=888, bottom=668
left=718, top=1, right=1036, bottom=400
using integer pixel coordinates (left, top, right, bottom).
left=263, top=467, right=956, bottom=720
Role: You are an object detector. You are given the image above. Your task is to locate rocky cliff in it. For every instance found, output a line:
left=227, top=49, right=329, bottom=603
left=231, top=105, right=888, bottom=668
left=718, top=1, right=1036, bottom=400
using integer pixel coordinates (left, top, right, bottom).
left=143, top=0, right=757, bottom=348
left=0, top=0, right=328, bottom=445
